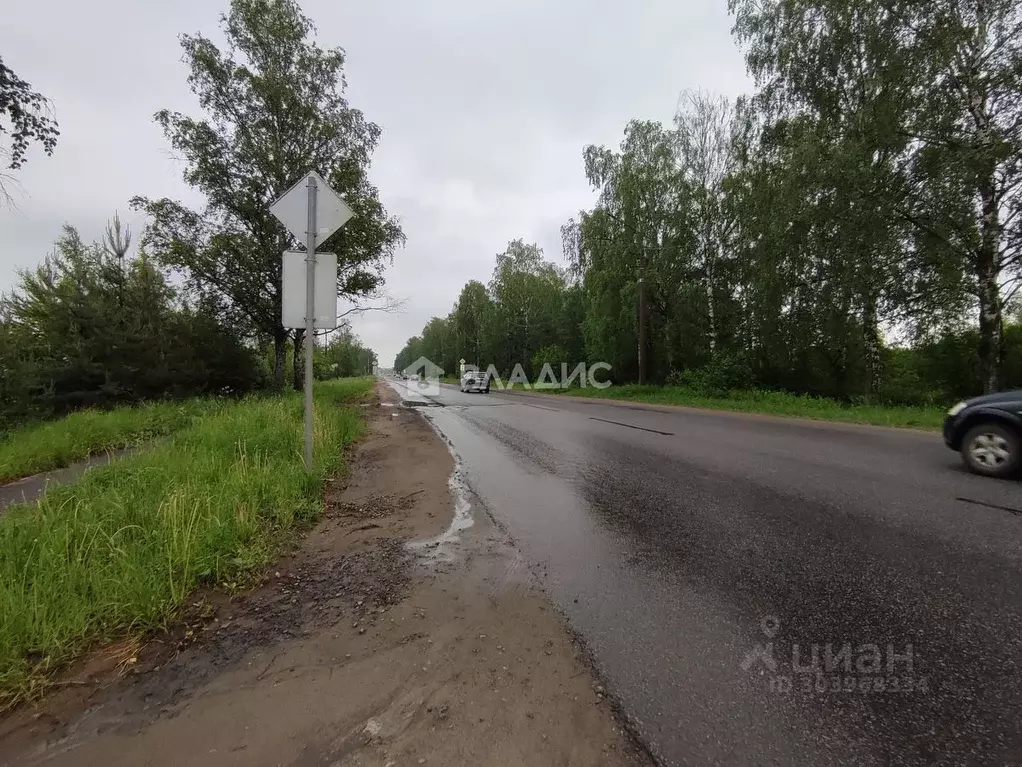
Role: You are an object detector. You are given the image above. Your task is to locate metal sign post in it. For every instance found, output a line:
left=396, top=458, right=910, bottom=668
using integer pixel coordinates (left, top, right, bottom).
left=270, top=171, right=354, bottom=473
left=303, top=175, right=318, bottom=472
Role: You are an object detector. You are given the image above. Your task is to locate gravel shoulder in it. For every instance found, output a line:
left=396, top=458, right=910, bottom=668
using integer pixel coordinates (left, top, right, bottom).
left=0, top=382, right=649, bottom=767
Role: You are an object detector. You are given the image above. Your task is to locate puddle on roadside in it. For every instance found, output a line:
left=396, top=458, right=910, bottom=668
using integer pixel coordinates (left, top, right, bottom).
left=407, top=434, right=474, bottom=563
left=384, top=381, right=444, bottom=409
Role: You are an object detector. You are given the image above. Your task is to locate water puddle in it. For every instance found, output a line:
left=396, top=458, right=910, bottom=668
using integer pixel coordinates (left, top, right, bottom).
left=406, top=428, right=474, bottom=563
left=384, top=381, right=443, bottom=409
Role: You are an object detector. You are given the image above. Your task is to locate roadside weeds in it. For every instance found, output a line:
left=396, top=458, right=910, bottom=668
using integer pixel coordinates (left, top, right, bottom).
left=0, top=378, right=372, bottom=707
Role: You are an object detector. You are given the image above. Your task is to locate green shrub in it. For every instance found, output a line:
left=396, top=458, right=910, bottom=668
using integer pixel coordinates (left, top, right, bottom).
left=671, top=352, right=755, bottom=397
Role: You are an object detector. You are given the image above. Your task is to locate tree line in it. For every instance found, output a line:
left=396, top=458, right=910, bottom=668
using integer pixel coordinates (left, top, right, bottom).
left=1, top=0, right=394, bottom=431
left=393, top=239, right=585, bottom=383
left=397, top=0, right=1022, bottom=403
left=0, top=219, right=261, bottom=430
left=0, top=216, right=377, bottom=434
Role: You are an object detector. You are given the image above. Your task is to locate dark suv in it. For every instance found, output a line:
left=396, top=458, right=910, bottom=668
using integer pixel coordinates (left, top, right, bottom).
left=943, top=391, right=1022, bottom=478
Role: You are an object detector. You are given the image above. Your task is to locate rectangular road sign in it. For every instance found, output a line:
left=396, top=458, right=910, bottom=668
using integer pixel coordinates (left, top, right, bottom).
left=281, top=251, right=338, bottom=329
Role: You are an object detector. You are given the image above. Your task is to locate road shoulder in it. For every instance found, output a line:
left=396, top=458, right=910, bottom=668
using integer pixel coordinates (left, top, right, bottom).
left=0, top=382, right=649, bottom=767
left=488, top=386, right=942, bottom=436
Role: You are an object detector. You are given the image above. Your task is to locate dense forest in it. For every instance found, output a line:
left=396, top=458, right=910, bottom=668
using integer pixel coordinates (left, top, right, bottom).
left=0, top=0, right=384, bottom=432
left=397, top=0, right=1022, bottom=405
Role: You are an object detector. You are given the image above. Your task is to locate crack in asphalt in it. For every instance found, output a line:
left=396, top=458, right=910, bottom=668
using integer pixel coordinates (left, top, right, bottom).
left=955, top=496, right=1022, bottom=515
left=589, top=416, right=675, bottom=436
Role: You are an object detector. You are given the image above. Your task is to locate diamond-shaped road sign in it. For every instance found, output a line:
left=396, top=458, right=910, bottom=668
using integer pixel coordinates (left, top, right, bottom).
left=270, top=171, right=353, bottom=249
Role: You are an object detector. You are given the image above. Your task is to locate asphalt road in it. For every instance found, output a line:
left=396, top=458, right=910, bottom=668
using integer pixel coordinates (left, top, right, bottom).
left=0, top=448, right=134, bottom=512
left=389, top=379, right=1022, bottom=766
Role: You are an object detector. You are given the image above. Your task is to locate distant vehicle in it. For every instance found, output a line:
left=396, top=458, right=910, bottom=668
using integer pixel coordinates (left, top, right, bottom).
left=944, top=391, right=1022, bottom=478
left=460, top=369, right=490, bottom=393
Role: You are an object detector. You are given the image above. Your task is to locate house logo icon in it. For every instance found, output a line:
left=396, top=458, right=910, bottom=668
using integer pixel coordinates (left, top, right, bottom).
left=402, top=356, right=444, bottom=396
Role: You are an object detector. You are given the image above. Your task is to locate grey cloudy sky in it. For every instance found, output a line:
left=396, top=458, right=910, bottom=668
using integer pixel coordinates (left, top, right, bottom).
left=1, top=0, right=750, bottom=366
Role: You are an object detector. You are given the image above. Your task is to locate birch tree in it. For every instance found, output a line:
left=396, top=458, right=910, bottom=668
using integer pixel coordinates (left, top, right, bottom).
left=133, top=0, right=403, bottom=390
left=730, top=0, right=1022, bottom=391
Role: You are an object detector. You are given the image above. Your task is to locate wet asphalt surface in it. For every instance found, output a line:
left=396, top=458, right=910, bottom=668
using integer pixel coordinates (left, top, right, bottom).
left=388, top=380, right=1022, bottom=766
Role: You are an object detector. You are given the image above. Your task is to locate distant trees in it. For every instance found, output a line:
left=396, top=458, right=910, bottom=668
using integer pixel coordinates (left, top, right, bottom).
left=393, top=335, right=424, bottom=376
left=450, top=281, right=492, bottom=369
left=314, top=325, right=376, bottom=379
left=488, top=240, right=570, bottom=375
left=571, top=118, right=691, bottom=384
left=394, top=240, right=583, bottom=380
left=133, top=0, right=402, bottom=392
left=0, top=217, right=264, bottom=433
left=396, top=0, right=1022, bottom=403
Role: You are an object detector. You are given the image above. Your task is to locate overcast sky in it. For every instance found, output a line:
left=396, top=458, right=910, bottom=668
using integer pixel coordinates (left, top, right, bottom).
left=1, top=0, right=750, bottom=366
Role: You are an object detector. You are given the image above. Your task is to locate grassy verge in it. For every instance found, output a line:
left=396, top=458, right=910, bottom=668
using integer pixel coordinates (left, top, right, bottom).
left=0, top=400, right=221, bottom=485
left=527, top=384, right=946, bottom=430
left=0, top=377, right=374, bottom=707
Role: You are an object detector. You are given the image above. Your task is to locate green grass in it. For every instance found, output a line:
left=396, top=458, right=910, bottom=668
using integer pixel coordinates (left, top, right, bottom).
left=0, top=400, right=221, bottom=485
left=531, top=384, right=946, bottom=430
left=0, top=377, right=374, bottom=707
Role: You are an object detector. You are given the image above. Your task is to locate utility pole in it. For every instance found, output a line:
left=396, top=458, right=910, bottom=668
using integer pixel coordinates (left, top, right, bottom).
left=637, top=232, right=649, bottom=385
left=628, top=211, right=649, bottom=386
left=637, top=274, right=648, bottom=385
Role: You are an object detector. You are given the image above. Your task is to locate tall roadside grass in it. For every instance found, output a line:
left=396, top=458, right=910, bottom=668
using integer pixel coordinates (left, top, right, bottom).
left=0, top=377, right=374, bottom=707
left=0, top=400, right=220, bottom=485
left=539, top=385, right=946, bottom=430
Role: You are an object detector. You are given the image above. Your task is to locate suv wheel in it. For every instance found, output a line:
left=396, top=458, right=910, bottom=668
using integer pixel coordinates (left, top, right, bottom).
left=961, top=422, right=1020, bottom=478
